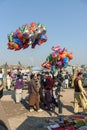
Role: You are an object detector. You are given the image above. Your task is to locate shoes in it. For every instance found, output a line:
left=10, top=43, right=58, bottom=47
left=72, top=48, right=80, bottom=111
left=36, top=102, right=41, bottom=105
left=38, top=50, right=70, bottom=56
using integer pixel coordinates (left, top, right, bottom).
left=29, top=109, right=34, bottom=112
left=37, top=109, right=43, bottom=112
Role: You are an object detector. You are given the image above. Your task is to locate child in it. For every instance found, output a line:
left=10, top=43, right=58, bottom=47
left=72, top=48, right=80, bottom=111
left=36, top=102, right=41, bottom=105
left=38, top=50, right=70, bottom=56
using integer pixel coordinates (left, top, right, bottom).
left=52, top=78, right=63, bottom=115
left=14, top=74, right=24, bottom=103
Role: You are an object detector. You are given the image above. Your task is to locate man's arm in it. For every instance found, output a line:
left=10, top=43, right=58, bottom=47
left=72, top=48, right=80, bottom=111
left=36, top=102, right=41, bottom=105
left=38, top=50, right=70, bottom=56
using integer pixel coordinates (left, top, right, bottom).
left=78, top=80, right=86, bottom=95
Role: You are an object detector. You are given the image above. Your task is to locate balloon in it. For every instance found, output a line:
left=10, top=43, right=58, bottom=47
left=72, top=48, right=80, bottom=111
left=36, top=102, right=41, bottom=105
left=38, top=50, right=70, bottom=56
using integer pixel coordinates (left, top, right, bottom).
left=51, top=65, right=55, bottom=73
left=38, top=34, right=47, bottom=45
left=41, top=62, right=52, bottom=70
left=12, top=38, right=22, bottom=47
left=60, top=53, right=66, bottom=59
left=23, top=30, right=30, bottom=39
left=8, top=33, right=13, bottom=42
left=8, top=42, right=14, bottom=46
left=31, top=39, right=38, bottom=48
left=64, top=63, right=68, bottom=68
left=30, top=22, right=37, bottom=27
left=57, top=61, right=62, bottom=66
left=63, top=57, right=69, bottom=63
left=67, top=53, right=73, bottom=60
left=7, top=22, right=47, bottom=51
left=16, top=29, right=22, bottom=39
left=41, top=45, right=73, bottom=70
left=52, top=51, right=58, bottom=58
left=28, top=27, right=35, bottom=33
left=23, top=44, right=29, bottom=49
left=13, top=43, right=20, bottom=50
left=52, top=46, right=61, bottom=52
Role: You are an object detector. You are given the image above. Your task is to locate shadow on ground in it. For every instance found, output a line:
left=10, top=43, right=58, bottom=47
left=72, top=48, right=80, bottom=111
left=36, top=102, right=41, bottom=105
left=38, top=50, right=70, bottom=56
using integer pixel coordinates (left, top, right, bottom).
left=3, top=90, right=15, bottom=102
left=62, top=103, right=74, bottom=114
left=16, top=116, right=53, bottom=130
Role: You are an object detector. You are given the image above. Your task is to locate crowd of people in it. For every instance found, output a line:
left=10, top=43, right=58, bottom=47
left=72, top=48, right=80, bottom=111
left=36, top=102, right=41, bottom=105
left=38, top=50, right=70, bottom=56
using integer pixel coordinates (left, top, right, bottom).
left=0, top=68, right=87, bottom=116
left=0, top=69, right=72, bottom=113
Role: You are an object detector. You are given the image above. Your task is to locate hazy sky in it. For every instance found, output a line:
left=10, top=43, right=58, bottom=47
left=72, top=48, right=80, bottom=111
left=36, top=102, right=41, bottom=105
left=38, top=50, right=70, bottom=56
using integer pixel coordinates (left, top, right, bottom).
left=0, top=0, right=87, bottom=67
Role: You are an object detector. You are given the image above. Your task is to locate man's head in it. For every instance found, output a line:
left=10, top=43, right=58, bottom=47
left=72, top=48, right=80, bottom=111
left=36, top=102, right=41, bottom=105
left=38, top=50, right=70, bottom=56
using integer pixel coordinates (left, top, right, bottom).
left=77, top=72, right=83, bottom=79
left=54, top=78, right=58, bottom=85
left=45, top=72, right=49, bottom=78
left=37, top=73, right=41, bottom=80
left=30, top=74, right=35, bottom=80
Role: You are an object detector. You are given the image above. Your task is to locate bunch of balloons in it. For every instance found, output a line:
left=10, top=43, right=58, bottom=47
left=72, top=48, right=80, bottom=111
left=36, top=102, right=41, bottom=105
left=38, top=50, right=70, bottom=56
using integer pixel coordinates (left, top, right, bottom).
left=41, top=45, right=73, bottom=71
left=7, top=22, right=47, bottom=51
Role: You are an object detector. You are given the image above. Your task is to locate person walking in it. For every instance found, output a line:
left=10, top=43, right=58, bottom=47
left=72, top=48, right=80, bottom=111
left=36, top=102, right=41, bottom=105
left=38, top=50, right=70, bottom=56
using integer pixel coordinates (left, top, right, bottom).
left=6, top=72, right=12, bottom=90
left=14, top=74, right=24, bottom=103
left=74, top=72, right=87, bottom=114
left=28, top=74, right=42, bottom=112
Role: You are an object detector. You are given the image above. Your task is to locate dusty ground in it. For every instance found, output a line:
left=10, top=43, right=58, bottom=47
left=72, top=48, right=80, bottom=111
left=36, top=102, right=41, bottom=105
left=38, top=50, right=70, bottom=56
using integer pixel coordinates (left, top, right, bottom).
left=0, top=88, right=85, bottom=130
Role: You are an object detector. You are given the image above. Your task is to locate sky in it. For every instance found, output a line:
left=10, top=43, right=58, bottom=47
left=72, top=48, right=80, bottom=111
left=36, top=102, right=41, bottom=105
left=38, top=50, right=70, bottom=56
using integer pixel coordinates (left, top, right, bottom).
left=0, top=0, right=87, bottom=67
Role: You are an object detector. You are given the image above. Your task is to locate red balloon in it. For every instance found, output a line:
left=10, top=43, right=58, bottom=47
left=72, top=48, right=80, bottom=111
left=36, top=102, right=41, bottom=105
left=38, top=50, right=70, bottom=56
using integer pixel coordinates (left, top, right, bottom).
left=16, top=29, right=23, bottom=41
left=52, top=46, right=61, bottom=52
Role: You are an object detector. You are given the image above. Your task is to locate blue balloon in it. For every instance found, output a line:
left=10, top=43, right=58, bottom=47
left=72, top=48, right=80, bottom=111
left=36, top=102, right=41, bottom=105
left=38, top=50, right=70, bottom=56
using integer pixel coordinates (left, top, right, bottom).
left=40, top=34, right=47, bottom=39
left=12, top=38, right=22, bottom=46
left=51, top=65, right=55, bottom=73
left=64, top=63, right=68, bottom=68
left=63, top=57, right=69, bottom=63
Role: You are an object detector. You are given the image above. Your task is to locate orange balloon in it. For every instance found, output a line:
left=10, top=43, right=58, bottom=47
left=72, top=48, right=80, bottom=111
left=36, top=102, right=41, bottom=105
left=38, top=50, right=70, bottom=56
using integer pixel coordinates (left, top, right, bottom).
left=30, top=22, right=37, bottom=27
left=67, top=53, right=73, bottom=60
left=60, top=53, right=66, bottom=59
left=8, top=42, right=14, bottom=46
left=63, top=50, right=68, bottom=55
left=28, top=27, right=35, bottom=32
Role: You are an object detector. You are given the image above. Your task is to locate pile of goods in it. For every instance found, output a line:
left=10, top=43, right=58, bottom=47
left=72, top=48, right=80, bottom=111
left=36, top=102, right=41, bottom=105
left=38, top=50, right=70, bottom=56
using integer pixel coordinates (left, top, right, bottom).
left=47, top=115, right=87, bottom=130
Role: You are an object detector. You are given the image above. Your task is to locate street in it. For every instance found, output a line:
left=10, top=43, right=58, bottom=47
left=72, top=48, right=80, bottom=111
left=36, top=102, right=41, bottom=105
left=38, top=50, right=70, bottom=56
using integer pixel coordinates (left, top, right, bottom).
left=0, top=88, right=84, bottom=130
